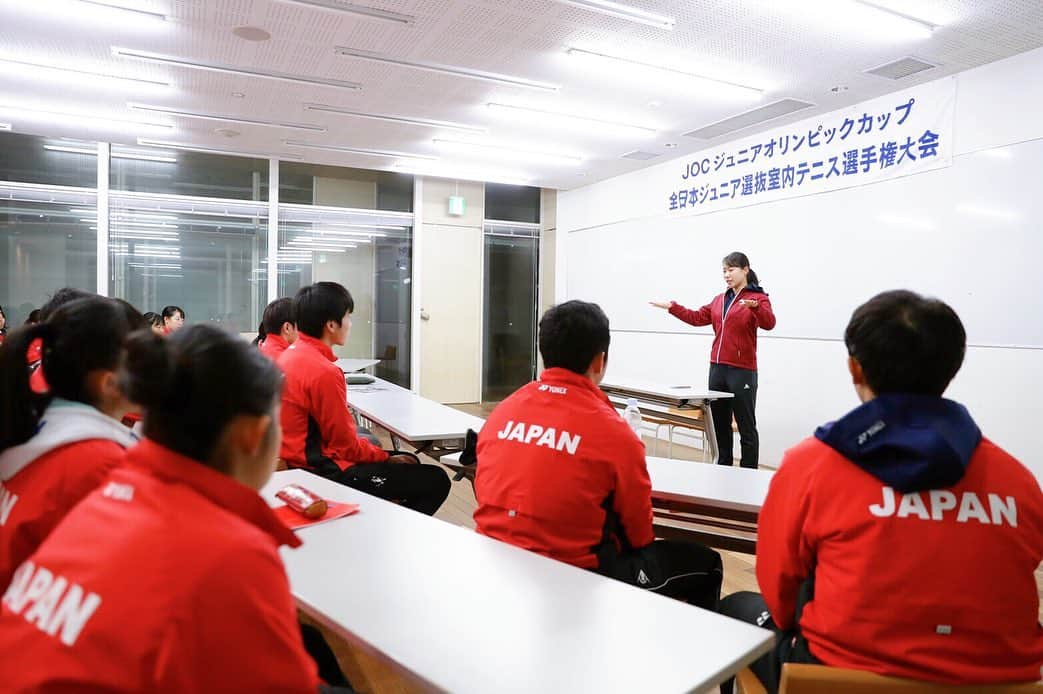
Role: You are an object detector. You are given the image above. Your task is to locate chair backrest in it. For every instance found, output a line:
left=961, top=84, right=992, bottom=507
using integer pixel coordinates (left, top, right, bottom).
left=780, top=664, right=1043, bottom=694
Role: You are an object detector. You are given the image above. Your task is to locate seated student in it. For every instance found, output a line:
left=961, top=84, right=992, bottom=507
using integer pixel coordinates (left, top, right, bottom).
left=161, top=304, right=185, bottom=334
left=27, top=287, right=97, bottom=395
left=39, top=287, right=94, bottom=321
left=143, top=311, right=165, bottom=336
left=256, top=297, right=298, bottom=361
left=0, top=297, right=146, bottom=589
left=473, top=300, right=723, bottom=608
left=722, top=290, right=1043, bottom=691
left=278, top=281, right=450, bottom=516
left=0, top=325, right=350, bottom=692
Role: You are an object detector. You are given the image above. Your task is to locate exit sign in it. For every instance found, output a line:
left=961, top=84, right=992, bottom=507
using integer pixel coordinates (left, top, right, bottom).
left=447, top=195, right=466, bottom=216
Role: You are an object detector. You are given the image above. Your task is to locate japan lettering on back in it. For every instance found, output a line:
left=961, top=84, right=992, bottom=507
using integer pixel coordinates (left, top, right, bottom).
left=869, top=486, right=1017, bottom=527
left=2, top=560, right=102, bottom=647
left=496, top=420, right=582, bottom=455
left=0, top=482, right=18, bottom=525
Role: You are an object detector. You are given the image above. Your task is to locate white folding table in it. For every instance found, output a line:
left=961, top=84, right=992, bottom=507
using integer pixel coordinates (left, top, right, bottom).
left=442, top=451, right=773, bottom=554
left=647, top=457, right=773, bottom=554
left=336, top=358, right=381, bottom=373
left=601, top=379, right=733, bottom=464
left=262, top=469, right=775, bottom=694
left=346, top=377, right=484, bottom=460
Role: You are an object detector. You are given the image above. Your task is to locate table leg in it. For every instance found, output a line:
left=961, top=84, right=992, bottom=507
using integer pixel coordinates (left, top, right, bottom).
left=701, top=399, right=719, bottom=464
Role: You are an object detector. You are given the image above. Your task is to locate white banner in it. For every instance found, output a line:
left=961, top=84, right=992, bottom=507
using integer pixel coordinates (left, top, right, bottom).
left=665, top=77, right=956, bottom=216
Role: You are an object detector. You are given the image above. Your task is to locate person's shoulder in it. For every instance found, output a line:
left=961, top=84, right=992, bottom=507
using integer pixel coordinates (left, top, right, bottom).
left=974, top=438, right=1042, bottom=492
left=42, top=439, right=126, bottom=471
left=775, top=436, right=843, bottom=483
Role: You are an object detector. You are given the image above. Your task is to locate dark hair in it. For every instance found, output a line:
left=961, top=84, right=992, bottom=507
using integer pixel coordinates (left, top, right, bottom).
left=161, top=305, right=185, bottom=321
left=259, top=298, right=295, bottom=343
left=294, top=282, right=354, bottom=339
left=122, top=324, right=282, bottom=465
left=0, top=305, right=6, bottom=335
left=39, top=287, right=93, bottom=321
left=844, top=290, right=966, bottom=396
left=24, top=309, right=41, bottom=325
left=142, top=312, right=164, bottom=329
left=722, top=251, right=760, bottom=287
left=538, top=300, right=611, bottom=375
left=0, top=297, right=147, bottom=451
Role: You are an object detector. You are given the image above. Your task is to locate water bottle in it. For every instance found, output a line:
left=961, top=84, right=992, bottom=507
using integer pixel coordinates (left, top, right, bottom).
left=623, top=398, right=643, bottom=436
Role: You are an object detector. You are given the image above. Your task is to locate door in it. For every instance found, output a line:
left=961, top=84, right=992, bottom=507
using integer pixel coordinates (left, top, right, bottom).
left=419, top=223, right=482, bottom=403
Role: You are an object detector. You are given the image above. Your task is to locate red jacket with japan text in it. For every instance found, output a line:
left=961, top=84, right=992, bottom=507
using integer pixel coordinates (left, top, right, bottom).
left=0, top=399, right=137, bottom=589
left=259, top=334, right=290, bottom=362
left=474, top=368, right=655, bottom=569
left=0, top=439, right=320, bottom=692
left=757, top=394, right=1043, bottom=684
left=278, top=333, right=387, bottom=470
left=668, top=285, right=775, bottom=371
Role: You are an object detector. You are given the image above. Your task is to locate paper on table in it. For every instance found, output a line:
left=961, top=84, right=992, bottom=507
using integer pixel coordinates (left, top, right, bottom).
left=272, top=501, right=360, bottom=531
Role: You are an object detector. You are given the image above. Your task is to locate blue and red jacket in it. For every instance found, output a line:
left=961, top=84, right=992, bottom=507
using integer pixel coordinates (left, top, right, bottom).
left=669, top=284, right=775, bottom=371
left=758, top=394, right=1043, bottom=683
left=277, top=333, right=387, bottom=470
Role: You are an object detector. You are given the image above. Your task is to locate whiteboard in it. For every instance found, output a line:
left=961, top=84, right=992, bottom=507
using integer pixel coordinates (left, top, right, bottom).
left=566, top=139, right=1043, bottom=349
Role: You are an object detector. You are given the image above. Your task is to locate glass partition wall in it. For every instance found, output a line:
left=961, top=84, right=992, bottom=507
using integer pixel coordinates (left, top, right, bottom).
left=0, top=131, right=547, bottom=394
left=278, top=204, right=413, bottom=387
left=109, top=195, right=268, bottom=333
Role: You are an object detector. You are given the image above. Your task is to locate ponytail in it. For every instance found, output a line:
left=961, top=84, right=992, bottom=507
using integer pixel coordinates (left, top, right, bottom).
left=252, top=322, right=266, bottom=347
left=0, top=323, right=55, bottom=450
left=747, top=268, right=760, bottom=286
left=259, top=297, right=294, bottom=344
left=121, top=324, right=282, bottom=465
left=0, top=297, right=145, bottom=452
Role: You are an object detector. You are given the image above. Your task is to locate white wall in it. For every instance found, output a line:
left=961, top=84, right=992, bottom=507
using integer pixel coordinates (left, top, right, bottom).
left=558, top=46, right=1043, bottom=478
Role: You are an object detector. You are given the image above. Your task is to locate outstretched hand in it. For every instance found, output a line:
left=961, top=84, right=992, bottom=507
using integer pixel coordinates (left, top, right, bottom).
left=738, top=299, right=759, bottom=309
left=649, top=300, right=672, bottom=309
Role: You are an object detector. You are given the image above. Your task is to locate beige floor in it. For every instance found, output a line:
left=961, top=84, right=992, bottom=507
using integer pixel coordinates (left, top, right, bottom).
left=317, top=405, right=1042, bottom=692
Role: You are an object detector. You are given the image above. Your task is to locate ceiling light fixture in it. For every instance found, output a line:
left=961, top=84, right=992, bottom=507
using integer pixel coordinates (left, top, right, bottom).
left=0, top=123, right=10, bottom=130
left=284, top=242, right=348, bottom=252
left=303, top=103, right=485, bottom=133
left=333, top=46, right=558, bottom=92
left=292, top=235, right=369, bottom=245
left=78, top=0, right=166, bottom=21
left=137, top=138, right=302, bottom=160
left=853, top=1, right=938, bottom=34
left=390, top=162, right=533, bottom=186
left=552, top=0, right=675, bottom=30
left=298, top=232, right=379, bottom=242
left=0, top=104, right=172, bottom=132
left=45, top=143, right=176, bottom=162
left=274, top=0, right=415, bottom=25
left=567, top=48, right=764, bottom=96
left=113, top=47, right=362, bottom=91
left=432, top=138, right=582, bottom=166
left=485, top=102, right=656, bottom=138
left=283, top=139, right=437, bottom=160
left=0, top=57, right=169, bottom=89
left=128, top=103, right=326, bottom=132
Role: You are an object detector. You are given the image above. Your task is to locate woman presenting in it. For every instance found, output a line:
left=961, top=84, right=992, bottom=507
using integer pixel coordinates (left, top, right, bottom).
left=651, top=252, right=775, bottom=468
